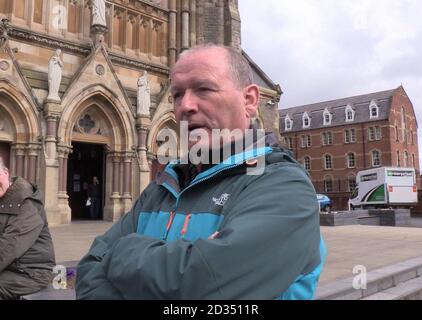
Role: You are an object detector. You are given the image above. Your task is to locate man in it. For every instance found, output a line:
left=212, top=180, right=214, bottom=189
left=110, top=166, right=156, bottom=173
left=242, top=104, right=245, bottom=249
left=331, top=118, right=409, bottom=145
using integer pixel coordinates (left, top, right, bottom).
left=0, top=156, right=55, bottom=299
left=87, top=176, right=101, bottom=220
left=76, top=44, right=326, bottom=299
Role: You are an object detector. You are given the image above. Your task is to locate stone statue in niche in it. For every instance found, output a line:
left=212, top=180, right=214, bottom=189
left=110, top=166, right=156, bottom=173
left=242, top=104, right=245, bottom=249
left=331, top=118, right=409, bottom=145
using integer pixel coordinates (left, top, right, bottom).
left=91, top=0, right=107, bottom=27
left=137, top=71, right=151, bottom=117
left=47, top=49, right=63, bottom=102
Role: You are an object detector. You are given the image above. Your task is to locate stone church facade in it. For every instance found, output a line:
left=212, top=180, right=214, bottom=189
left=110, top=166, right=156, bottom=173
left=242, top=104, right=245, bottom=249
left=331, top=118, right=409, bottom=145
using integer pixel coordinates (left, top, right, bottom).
left=0, top=0, right=281, bottom=225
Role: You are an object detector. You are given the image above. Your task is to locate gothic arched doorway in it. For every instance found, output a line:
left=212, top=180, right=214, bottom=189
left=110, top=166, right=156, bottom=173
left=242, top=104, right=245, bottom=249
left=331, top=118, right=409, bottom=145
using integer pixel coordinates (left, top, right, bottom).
left=67, top=142, right=106, bottom=220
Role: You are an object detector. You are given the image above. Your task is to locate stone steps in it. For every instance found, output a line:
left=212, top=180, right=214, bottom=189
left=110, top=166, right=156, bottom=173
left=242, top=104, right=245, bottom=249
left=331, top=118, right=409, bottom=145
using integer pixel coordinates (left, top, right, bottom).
left=315, top=256, right=422, bottom=300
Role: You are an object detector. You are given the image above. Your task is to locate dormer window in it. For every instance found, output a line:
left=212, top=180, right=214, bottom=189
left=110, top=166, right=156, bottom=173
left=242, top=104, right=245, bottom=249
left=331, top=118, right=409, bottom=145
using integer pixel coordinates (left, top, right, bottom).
left=369, top=100, right=379, bottom=119
left=323, top=108, right=332, bottom=126
left=345, top=104, right=355, bottom=122
left=302, top=112, right=311, bottom=128
left=285, top=114, right=293, bottom=131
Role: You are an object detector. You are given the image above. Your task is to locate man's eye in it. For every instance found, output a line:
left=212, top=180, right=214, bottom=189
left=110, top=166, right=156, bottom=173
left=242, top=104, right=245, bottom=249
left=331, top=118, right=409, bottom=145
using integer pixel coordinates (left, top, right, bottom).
left=198, top=87, right=212, bottom=92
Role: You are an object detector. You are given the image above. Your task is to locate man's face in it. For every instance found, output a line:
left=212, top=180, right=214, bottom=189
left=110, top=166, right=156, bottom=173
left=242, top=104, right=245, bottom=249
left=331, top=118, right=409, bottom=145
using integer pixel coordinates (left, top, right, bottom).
left=0, top=167, right=10, bottom=198
left=170, top=48, right=257, bottom=150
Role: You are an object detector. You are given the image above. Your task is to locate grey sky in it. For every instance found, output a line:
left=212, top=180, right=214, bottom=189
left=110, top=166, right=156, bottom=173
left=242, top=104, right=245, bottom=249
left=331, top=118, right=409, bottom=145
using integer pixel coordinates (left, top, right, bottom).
left=239, top=0, right=422, bottom=169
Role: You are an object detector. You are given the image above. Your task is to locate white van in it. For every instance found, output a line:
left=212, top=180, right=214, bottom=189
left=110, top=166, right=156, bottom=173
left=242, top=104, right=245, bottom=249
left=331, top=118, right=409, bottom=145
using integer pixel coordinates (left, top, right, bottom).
left=349, top=167, right=418, bottom=209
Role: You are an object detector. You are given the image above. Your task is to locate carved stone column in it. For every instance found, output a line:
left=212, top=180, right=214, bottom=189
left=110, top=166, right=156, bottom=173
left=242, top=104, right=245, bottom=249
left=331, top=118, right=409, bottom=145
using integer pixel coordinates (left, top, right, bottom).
left=104, top=151, right=123, bottom=222
left=122, top=151, right=134, bottom=214
left=181, top=0, right=190, bottom=51
left=189, top=0, right=196, bottom=47
left=42, top=100, right=63, bottom=225
left=13, top=144, right=26, bottom=178
left=136, top=115, right=151, bottom=194
left=57, top=145, right=72, bottom=224
left=168, top=0, right=177, bottom=67
left=27, top=143, right=41, bottom=185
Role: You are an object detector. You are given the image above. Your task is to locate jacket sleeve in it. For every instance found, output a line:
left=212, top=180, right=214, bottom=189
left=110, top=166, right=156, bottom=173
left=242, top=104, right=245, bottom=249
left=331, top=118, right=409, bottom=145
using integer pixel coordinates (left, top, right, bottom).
left=0, top=199, right=44, bottom=272
left=101, top=163, right=322, bottom=299
left=75, top=197, right=143, bottom=299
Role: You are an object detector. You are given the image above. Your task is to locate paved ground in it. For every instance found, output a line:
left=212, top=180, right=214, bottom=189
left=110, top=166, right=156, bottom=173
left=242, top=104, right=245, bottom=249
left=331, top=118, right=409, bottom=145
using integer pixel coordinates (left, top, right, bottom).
left=50, top=219, right=422, bottom=285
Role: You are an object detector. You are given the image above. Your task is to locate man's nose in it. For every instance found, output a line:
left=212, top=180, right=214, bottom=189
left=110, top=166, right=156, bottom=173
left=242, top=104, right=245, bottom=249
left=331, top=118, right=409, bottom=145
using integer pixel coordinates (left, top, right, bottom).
left=178, top=90, right=199, bottom=114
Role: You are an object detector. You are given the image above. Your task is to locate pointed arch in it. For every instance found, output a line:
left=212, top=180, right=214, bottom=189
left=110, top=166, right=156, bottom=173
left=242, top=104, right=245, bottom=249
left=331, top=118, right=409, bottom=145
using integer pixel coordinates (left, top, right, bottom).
left=0, top=81, right=40, bottom=143
left=58, top=84, right=136, bottom=151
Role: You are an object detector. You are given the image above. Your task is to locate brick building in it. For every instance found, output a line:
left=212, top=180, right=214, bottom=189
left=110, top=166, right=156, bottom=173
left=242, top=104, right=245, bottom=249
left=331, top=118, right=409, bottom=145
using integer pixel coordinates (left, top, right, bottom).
left=279, top=86, right=419, bottom=210
left=0, top=0, right=281, bottom=225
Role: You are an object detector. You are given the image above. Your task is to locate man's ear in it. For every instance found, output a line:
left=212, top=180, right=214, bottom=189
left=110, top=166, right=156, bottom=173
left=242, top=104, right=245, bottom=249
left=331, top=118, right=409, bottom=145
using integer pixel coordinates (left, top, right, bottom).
left=243, top=84, right=260, bottom=118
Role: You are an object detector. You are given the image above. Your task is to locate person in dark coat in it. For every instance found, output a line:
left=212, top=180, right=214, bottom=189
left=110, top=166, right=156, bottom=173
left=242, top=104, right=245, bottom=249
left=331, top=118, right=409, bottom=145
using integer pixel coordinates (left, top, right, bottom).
left=87, top=176, right=101, bottom=220
left=0, top=156, right=56, bottom=300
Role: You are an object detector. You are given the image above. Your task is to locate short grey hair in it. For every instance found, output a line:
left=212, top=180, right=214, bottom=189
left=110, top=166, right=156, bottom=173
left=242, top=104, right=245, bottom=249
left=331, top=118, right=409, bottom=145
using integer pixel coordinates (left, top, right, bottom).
left=178, top=44, right=254, bottom=89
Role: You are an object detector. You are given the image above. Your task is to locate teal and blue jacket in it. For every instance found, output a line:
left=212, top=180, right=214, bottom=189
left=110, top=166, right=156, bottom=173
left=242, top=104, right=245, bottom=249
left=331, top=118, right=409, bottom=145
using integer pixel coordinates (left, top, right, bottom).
left=76, top=143, right=326, bottom=299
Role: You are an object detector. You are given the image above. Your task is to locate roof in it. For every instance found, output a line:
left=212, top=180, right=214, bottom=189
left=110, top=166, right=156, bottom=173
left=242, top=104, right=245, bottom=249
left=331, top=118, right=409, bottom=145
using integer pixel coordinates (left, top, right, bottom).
left=279, top=88, right=398, bottom=133
left=242, top=51, right=282, bottom=95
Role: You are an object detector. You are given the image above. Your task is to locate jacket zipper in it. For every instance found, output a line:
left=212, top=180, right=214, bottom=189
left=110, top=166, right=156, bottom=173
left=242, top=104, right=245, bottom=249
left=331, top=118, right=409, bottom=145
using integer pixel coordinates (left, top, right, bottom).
left=163, top=211, right=175, bottom=240
left=163, top=165, right=238, bottom=241
left=180, top=214, right=191, bottom=239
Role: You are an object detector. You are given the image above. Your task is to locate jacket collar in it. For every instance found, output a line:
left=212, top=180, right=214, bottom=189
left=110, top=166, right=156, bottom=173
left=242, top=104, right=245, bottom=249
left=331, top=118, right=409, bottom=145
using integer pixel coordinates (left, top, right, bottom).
left=0, top=177, right=34, bottom=215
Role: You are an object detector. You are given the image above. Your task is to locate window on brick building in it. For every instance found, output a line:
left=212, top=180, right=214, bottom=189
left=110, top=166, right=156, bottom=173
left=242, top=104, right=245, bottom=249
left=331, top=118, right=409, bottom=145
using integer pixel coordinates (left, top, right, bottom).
left=302, top=135, right=311, bottom=148
left=344, top=129, right=356, bottom=144
left=372, top=150, right=381, bottom=167
left=304, top=157, right=311, bottom=171
left=397, top=150, right=401, bottom=167
left=412, top=154, right=416, bottom=168
left=323, top=108, right=332, bottom=126
left=375, top=126, right=382, bottom=140
left=324, top=176, right=333, bottom=193
left=284, top=137, right=293, bottom=150
left=368, top=127, right=375, bottom=141
left=401, top=107, right=407, bottom=143
left=404, top=151, right=409, bottom=167
left=306, top=135, right=311, bottom=147
left=347, top=175, right=357, bottom=192
left=322, top=132, right=333, bottom=146
left=411, top=130, right=414, bottom=145
left=324, top=154, right=333, bottom=170
left=345, top=104, right=355, bottom=122
left=395, top=126, right=399, bottom=142
left=347, top=153, right=356, bottom=168
left=369, top=100, right=379, bottom=119
left=303, top=112, right=311, bottom=128
left=285, top=115, right=293, bottom=131
left=350, top=129, right=356, bottom=143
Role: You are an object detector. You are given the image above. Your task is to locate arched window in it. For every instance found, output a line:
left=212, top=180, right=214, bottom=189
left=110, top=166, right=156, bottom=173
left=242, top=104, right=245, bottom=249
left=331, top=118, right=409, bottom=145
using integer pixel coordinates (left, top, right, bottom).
left=324, top=175, right=333, bottom=193
left=369, top=100, right=379, bottom=119
left=412, top=154, right=416, bottom=168
left=401, top=106, right=407, bottom=142
left=303, top=112, right=311, bottom=128
left=324, top=154, right=333, bottom=170
left=404, top=151, right=408, bottom=167
left=304, top=156, right=311, bottom=171
left=345, top=104, right=355, bottom=122
left=372, top=150, right=381, bottom=167
left=397, top=150, right=401, bottom=167
left=323, top=108, right=332, bottom=126
left=347, top=153, right=356, bottom=168
left=285, top=114, right=293, bottom=131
